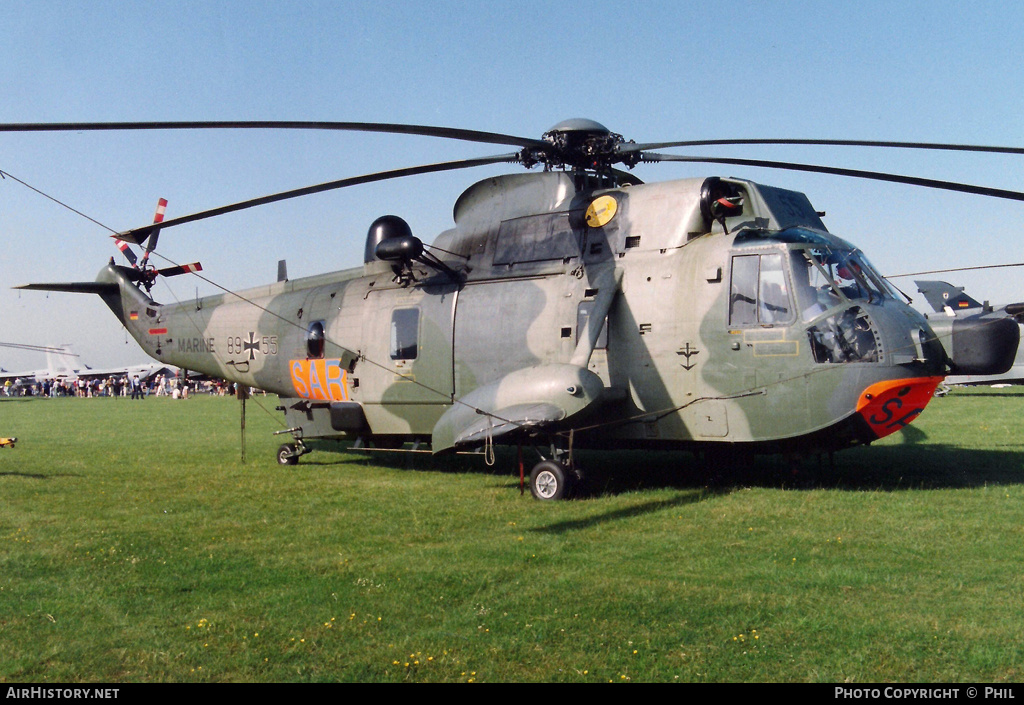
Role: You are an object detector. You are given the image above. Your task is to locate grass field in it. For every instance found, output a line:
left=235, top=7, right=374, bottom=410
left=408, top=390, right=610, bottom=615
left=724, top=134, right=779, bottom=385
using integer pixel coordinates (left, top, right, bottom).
left=1, top=388, right=1023, bottom=682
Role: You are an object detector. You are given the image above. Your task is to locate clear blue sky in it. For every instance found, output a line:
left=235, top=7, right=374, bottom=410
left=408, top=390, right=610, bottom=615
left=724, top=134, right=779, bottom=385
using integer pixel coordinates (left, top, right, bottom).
left=1, top=0, right=1022, bottom=369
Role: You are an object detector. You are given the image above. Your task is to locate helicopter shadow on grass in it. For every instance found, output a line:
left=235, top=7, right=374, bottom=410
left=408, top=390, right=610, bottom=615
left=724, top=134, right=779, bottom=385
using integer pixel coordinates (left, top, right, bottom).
left=572, top=425, right=1024, bottom=494
left=0, top=471, right=83, bottom=480
left=299, top=442, right=727, bottom=528
left=305, top=422, right=1024, bottom=498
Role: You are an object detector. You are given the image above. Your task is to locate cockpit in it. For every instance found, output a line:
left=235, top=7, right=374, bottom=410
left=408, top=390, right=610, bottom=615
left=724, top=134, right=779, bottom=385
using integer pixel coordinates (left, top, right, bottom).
left=730, top=228, right=898, bottom=364
left=791, top=246, right=897, bottom=317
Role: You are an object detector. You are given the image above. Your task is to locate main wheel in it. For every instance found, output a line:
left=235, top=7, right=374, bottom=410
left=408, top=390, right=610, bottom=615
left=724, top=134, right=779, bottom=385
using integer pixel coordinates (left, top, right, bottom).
left=529, top=460, right=573, bottom=501
left=277, top=443, right=299, bottom=466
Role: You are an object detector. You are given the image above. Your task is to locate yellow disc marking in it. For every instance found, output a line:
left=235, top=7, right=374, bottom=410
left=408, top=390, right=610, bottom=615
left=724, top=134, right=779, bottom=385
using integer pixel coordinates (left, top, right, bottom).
left=585, top=195, right=618, bottom=228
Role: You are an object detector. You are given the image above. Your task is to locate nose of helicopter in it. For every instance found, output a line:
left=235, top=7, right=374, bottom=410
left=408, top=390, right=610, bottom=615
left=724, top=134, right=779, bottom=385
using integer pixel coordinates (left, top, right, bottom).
left=855, top=376, right=945, bottom=440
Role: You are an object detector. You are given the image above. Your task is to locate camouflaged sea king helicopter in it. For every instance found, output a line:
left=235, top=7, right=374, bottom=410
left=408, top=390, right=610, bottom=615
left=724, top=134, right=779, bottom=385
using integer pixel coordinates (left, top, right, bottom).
left=7, top=119, right=1024, bottom=499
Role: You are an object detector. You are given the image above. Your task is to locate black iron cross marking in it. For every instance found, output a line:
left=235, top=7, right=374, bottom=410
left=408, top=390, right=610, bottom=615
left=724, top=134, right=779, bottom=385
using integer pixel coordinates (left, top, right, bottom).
left=676, top=343, right=700, bottom=370
left=243, top=332, right=259, bottom=360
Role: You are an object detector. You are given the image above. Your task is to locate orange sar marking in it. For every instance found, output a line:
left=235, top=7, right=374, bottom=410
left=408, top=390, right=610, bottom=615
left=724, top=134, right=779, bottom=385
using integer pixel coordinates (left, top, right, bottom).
left=289, top=359, right=349, bottom=402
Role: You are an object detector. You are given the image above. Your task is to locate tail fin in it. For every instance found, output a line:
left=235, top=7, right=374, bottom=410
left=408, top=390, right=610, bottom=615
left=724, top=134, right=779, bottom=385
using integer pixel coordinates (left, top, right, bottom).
left=915, top=280, right=983, bottom=313
left=45, top=345, right=80, bottom=379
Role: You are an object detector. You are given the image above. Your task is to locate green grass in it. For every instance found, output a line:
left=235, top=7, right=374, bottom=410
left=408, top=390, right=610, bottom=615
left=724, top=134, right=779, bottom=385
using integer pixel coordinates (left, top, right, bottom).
left=2, top=388, right=1023, bottom=682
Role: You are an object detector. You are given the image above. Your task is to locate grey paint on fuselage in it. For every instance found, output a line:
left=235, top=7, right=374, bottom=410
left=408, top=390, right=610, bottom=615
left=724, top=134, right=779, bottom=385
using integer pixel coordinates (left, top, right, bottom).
left=92, top=171, right=949, bottom=455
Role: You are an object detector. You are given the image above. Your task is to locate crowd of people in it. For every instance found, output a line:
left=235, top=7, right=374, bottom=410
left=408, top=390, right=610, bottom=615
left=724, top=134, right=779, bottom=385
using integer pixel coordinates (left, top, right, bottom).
left=2, top=373, right=237, bottom=398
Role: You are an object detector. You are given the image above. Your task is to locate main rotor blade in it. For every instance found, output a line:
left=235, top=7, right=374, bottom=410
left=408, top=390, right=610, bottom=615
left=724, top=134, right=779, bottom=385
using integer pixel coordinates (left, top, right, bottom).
left=622, top=138, right=1024, bottom=156
left=0, top=342, right=79, bottom=355
left=117, top=152, right=521, bottom=244
left=640, top=152, right=1024, bottom=202
left=0, top=121, right=547, bottom=150
left=887, top=262, right=1024, bottom=278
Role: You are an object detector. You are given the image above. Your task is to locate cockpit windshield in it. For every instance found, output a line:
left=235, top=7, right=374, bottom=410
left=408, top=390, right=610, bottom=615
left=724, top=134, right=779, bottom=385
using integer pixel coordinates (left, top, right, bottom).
left=790, top=246, right=895, bottom=320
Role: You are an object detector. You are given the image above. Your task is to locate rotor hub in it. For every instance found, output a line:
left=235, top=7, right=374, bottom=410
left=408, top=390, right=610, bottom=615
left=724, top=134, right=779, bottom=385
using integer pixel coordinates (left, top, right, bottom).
left=520, top=118, right=636, bottom=172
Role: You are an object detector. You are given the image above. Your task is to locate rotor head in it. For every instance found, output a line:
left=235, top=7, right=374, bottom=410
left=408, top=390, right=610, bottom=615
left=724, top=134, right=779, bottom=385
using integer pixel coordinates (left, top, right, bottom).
left=520, top=119, right=636, bottom=171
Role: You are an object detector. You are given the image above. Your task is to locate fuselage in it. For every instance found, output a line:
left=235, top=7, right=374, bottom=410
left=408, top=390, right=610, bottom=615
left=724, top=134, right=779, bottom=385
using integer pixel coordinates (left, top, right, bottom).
left=102, top=172, right=952, bottom=454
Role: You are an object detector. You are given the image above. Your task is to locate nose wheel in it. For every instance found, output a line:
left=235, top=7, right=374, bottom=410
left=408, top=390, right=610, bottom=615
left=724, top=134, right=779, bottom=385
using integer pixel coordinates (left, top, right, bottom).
left=276, top=441, right=309, bottom=466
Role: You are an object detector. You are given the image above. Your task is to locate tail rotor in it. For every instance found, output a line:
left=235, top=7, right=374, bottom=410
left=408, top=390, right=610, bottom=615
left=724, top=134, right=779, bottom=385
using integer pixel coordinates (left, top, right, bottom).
left=115, top=199, right=202, bottom=292
left=138, top=197, right=167, bottom=271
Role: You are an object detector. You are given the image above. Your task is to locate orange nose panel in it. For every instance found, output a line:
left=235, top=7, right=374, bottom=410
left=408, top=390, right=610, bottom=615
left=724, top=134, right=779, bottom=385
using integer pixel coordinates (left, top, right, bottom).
left=856, top=376, right=944, bottom=440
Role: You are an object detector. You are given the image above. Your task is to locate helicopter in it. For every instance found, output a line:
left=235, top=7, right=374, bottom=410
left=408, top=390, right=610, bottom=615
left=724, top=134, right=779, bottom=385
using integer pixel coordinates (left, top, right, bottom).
left=5, top=118, right=1023, bottom=500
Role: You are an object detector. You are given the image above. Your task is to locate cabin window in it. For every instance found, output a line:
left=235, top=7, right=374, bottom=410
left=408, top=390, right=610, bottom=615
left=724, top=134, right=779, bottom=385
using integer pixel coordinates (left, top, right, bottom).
left=493, top=213, right=580, bottom=265
left=576, top=301, right=609, bottom=349
left=729, top=253, right=794, bottom=326
left=390, top=308, right=420, bottom=360
left=306, top=320, right=326, bottom=359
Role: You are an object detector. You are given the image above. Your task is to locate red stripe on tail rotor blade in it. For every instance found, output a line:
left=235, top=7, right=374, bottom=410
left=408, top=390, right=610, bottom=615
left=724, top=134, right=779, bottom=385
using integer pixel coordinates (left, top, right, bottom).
left=153, top=198, right=167, bottom=223
left=114, top=238, right=138, bottom=266
left=157, top=261, right=203, bottom=277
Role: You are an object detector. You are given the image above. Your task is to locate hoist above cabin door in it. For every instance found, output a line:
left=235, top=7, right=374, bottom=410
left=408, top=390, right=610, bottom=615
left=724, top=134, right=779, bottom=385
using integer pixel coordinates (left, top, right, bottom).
left=359, top=283, right=458, bottom=436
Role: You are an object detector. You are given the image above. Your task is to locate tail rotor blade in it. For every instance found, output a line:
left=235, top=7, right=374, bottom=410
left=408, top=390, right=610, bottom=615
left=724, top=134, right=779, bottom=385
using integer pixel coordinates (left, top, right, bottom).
left=156, top=262, right=203, bottom=278
left=114, top=238, right=139, bottom=267
left=139, top=198, right=167, bottom=269
left=112, top=198, right=166, bottom=268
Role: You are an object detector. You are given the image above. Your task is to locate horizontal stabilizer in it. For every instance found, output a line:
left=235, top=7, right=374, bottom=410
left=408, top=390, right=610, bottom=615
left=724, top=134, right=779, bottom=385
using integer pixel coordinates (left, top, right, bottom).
left=114, top=224, right=159, bottom=247
left=15, top=282, right=120, bottom=295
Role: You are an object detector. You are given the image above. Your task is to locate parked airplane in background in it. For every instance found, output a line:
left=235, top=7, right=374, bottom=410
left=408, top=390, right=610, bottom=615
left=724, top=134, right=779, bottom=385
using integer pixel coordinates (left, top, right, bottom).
left=0, top=343, right=174, bottom=385
left=916, top=281, right=1024, bottom=388
left=0, top=343, right=80, bottom=384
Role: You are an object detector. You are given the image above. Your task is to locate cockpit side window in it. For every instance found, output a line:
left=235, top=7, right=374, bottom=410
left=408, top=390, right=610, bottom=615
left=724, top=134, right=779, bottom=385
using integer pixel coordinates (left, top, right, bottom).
left=730, top=255, right=759, bottom=326
left=758, top=253, right=791, bottom=324
left=729, top=253, right=794, bottom=327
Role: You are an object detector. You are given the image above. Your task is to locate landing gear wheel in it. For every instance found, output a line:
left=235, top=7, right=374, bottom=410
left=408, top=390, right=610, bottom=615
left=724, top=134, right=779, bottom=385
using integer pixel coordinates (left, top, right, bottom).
left=529, top=460, right=573, bottom=501
left=277, top=443, right=300, bottom=466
